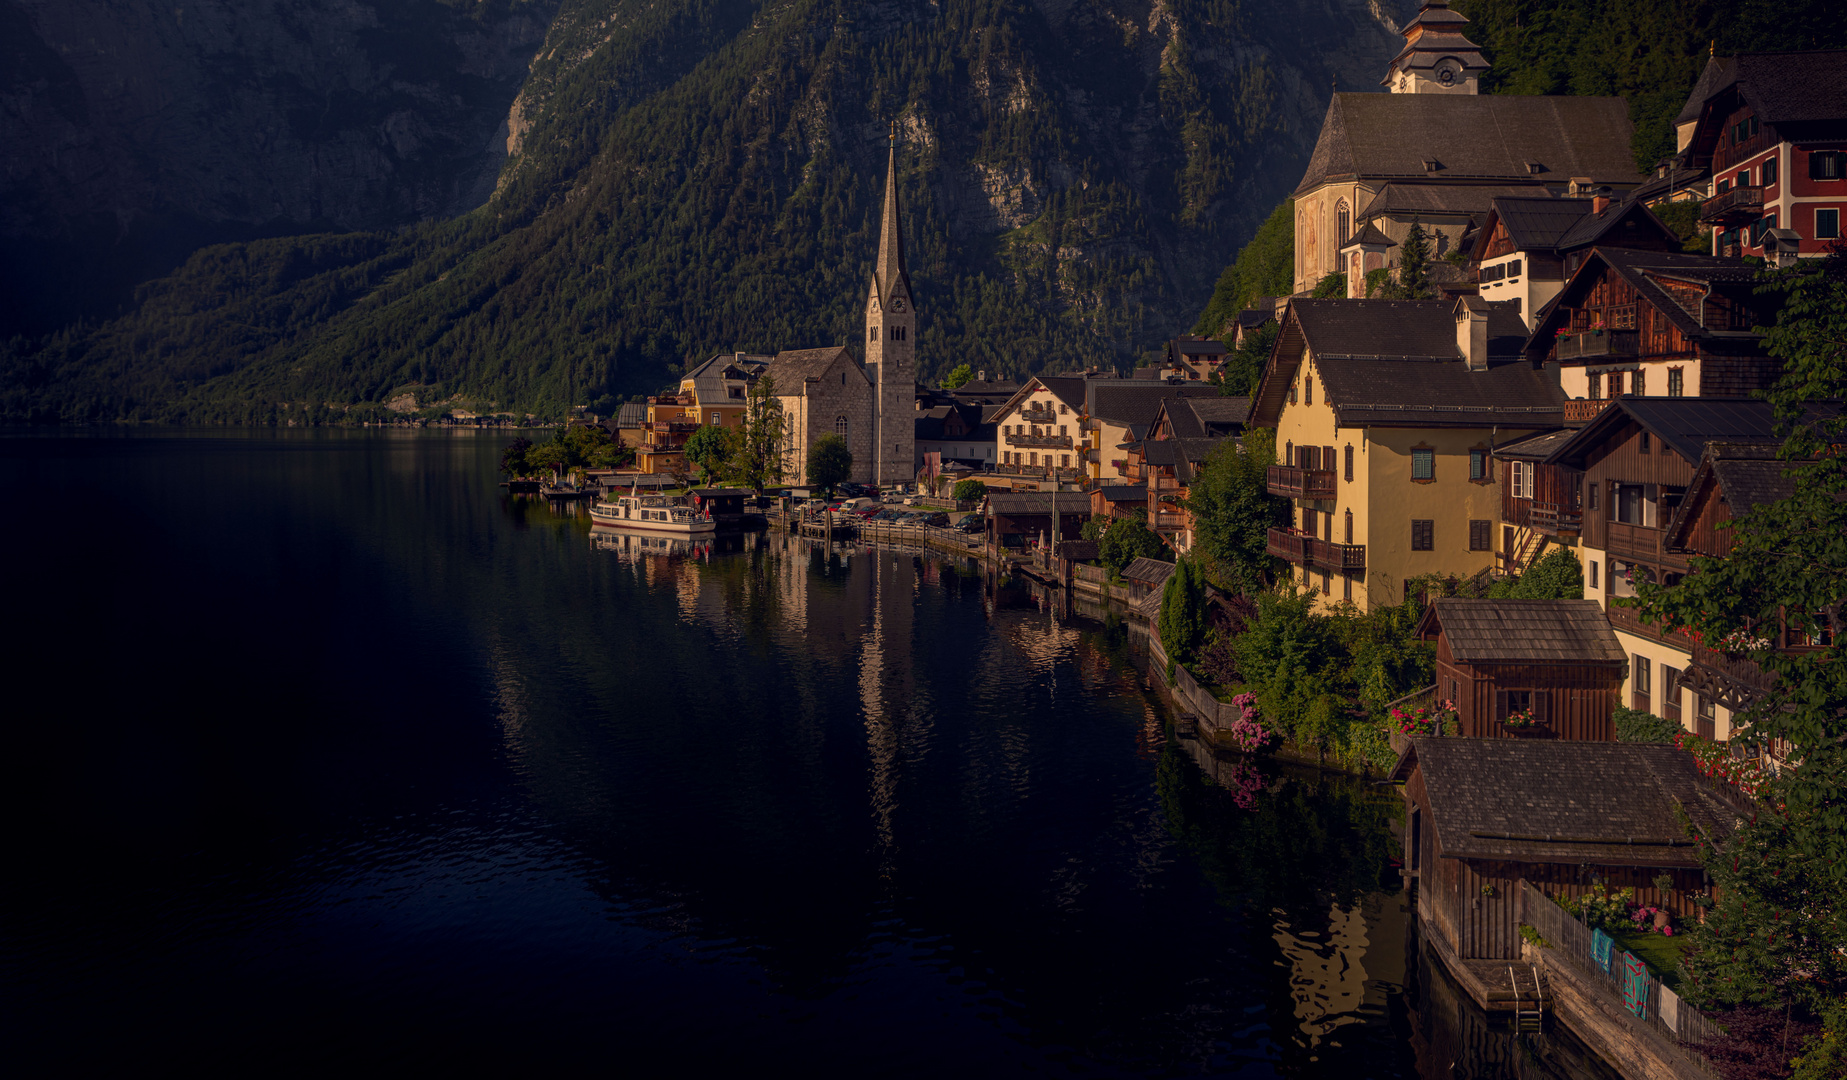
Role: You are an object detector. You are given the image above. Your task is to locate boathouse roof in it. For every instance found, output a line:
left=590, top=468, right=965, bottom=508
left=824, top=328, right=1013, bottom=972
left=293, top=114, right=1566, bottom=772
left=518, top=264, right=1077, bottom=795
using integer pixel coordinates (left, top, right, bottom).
left=1417, top=599, right=1625, bottom=665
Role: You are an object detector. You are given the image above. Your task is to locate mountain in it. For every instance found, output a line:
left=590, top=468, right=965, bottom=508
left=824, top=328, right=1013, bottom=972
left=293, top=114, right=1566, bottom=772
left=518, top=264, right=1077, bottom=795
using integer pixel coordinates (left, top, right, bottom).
left=1, top=0, right=561, bottom=339
left=2, top=0, right=1410, bottom=423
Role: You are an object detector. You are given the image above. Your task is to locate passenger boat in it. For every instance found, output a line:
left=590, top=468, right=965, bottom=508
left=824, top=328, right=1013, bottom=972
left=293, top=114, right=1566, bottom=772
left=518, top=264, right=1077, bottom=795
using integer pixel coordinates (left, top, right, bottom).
left=589, top=492, right=717, bottom=534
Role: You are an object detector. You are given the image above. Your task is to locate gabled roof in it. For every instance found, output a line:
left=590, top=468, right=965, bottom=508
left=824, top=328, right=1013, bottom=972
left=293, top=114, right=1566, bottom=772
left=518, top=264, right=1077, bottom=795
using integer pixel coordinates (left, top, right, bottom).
left=1553, top=198, right=1679, bottom=251
left=1236, top=308, right=1277, bottom=328
left=1401, top=739, right=1742, bottom=866
left=1120, top=557, right=1176, bottom=586
left=1544, top=397, right=1780, bottom=468
left=768, top=346, right=860, bottom=390
left=1419, top=599, right=1624, bottom=665
left=986, top=492, right=1094, bottom=515
left=1342, top=222, right=1397, bottom=249
left=1169, top=336, right=1229, bottom=358
left=1296, top=94, right=1642, bottom=196
left=1089, top=385, right=1218, bottom=426
left=1492, top=428, right=1575, bottom=461
left=1522, top=247, right=1768, bottom=360
left=1251, top=299, right=1560, bottom=429
left=1678, top=51, right=1847, bottom=136
left=1664, top=442, right=1801, bottom=551
left=1093, top=485, right=1145, bottom=503
left=1487, top=196, right=1595, bottom=250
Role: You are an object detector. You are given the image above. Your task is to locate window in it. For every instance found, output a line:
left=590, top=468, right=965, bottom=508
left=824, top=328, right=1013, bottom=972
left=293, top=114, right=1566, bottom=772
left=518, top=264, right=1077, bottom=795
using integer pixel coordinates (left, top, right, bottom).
left=1809, top=150, right=1844, bottom=180
left=1668, top=367, right=1684, bottom=396
left=1508, top=258, right=1522, bottom=278
left=1589, top=559, right=1599, bottom=590
left=1752, top=212, right=1777, bottom=245
left=1633, top=368, right=1646, bottom=397
left=1302, top=507, right=1318, bottom=536
left=869, top=326, right=877, bottom=342
left=1495, top=689, right=1549, bottom=726
left=1411, top=519, right=1434, bottom=550
left=890, top=326, right=905, bottom=341
left=835, top=416, right=849, bottom=439
left=1818, top=208, right=1842, bottom=240
left=1321, top=571, right=1331, bottom=594
left=1511, top=460, right=1533, bottom=499
left=1060, top=455, right=1070, bottom=468
left=1634, top=654, right=1651, bottom=696
left=1337, top=201, right=1350, bottom=246
left=1469, top=520, right=1490, bottom=551
left=1345, top=444, right=1354, bottom=482
left=1589, top=373, right=1602, bottom=400
left=1029, top=453, right=1038, bottom=466
left=1696, top=694, right=1716, bottom=740
left=1411, top=447, right=1435, bottom=481
left=1323, top=446, right=1336, bottom=477
left=1608, top=371, right=1625, bottom=397
left=709, top=411, right=721, bottom=425
left=1343, top=573, right=1353, bottom=601
left=1469, top=448, right=1488, bottom=481
left=1288, top=383, right=1297, bottom=404
left=1058, top=425, right=1067, bottom=437
left=1662, top=666, right=1683, bottom=723
left=1640, top=431, right=1651, bottom=453
left=1305, top=377, right=1313, bottom=405
left=1737, top=168, right=1751, bottom=188
left=1764, top=157, right=1778, bottom=186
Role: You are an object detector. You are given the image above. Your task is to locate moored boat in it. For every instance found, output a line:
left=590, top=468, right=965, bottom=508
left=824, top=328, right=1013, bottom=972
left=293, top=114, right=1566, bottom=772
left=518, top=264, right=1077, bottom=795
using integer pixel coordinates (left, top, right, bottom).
left=589, top=492, right=717, bottom=534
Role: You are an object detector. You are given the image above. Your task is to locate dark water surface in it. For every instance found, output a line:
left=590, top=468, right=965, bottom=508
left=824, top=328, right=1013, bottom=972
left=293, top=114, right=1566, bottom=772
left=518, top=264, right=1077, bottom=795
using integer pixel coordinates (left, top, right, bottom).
left=1, top=430, right=1613, bottom=1076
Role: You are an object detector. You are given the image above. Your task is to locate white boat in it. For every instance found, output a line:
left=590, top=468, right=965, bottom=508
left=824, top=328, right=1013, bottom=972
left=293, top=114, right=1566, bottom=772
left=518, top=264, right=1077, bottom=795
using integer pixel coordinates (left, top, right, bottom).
left=589, top=492, right=717, bottom=534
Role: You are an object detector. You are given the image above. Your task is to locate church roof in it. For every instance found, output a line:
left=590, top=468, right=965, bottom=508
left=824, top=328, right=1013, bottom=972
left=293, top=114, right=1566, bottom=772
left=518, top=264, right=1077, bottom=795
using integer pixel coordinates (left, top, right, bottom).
left=871, top=125, right=913, bottom=308
left=767, top=346, right=859, bottom=392
left=1357, top=183, right=1537, bottom=220
left=1296, top=94, right=1642, bottom=196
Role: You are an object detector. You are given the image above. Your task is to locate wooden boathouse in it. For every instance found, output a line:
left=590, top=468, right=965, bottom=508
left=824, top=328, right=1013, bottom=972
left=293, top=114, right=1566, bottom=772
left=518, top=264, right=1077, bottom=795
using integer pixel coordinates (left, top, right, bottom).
left=1417, top=599, right=1626, bottom=741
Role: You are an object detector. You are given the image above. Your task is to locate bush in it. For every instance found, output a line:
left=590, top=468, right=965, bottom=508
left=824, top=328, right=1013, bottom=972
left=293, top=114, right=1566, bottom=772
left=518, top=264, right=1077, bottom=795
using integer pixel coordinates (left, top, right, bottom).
left=1615, top=705, right=1682, bottom=743
left=1099, top=516, right=1167, bottom=574
left=951, top=478, right=987, bottom=503
left=1159, top=558, right=1207, bottom=666
left=1489, top=547, right=1584, bottom=599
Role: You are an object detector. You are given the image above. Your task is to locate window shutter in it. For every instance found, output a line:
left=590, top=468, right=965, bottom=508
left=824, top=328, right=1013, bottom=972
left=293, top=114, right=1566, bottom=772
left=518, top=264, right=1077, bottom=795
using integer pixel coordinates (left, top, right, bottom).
left=1536, top=692, right=1551, bottom=727
left=1345, top=444, right=1354, bottom=482
left=1324, top=447, right=1336, bottom=478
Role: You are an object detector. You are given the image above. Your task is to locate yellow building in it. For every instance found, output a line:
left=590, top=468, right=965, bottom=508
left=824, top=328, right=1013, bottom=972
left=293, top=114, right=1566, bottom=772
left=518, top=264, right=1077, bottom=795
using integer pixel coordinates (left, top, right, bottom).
left=1250, top=298, right=1562, bottom=611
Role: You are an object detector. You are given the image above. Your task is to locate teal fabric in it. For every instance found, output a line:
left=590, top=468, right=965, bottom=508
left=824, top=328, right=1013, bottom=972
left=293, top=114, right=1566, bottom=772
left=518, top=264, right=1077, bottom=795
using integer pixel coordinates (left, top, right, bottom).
left=1592, top=928, right=1613, bottom=970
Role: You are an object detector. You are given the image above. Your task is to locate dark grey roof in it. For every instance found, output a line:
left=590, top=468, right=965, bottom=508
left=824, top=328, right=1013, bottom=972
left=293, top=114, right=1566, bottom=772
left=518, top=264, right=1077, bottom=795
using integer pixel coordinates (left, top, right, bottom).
left=1171, top=336, right=1228, bottom=357
left=1523, top=247, right=1768, bottom=358
left=1120, top=557, right=1176, bottom=586
left=1094, top=485, right=1145, bottom=503
left=1547, top=397, right=1780, bottom=467
left=1293, top=298, right=1525, bottom=360
left=986, top=492, right=1093, bottom=515
left=1407, top=739, right=1742, bottom=866
left=1236, top=308, right=1276, bottom=328
left=1344, top=222, right=1396, bottom=248
left=1185, top=397, right=1252, bottom=427
left=1553, top=198, right=1679, bottom=250
left=1297, top=93, right=1642, bottom=196
left=1489, top=196, right=1594, bottom=250
left=1426, top=599, right=1625, bottom=664
left=1357, top=183, right=1538, bottom=220
left=1090, top=385, right=1218, bottom=425
left=690, top=376, right=730, bottom=399
left=1493, top=428, right=1575, bottom=460
left=1665, top=442, right=1802, bottom=548
left=1678, top=51, right=1847, bottom=131
left=769, top=347, right=858, bottom=389
left=1034, top=377, right=1089, bottom=411
left=615, top=403, right=647, bottom=428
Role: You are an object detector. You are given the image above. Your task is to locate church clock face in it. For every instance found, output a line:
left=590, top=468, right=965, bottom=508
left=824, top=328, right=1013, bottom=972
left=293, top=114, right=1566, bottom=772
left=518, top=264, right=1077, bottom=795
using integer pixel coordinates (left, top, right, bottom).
left=888, top=297, right=905, bottom=313
left=1435, top=59, right=1460, bottom=87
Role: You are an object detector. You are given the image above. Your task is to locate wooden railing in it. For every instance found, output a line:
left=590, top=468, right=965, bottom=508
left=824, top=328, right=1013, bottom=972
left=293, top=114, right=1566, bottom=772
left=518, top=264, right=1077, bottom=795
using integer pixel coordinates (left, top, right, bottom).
left=1700, top=184, right=1765, bottom=224
left=1530, top=501, right=1583, bottom=535
left=1306, top=537, right=1366, bottom=571
left=1690, top=641, right=1778, bottom=695
left=1018, top=408, right=1057, bottom=424
left=1152, top=512, right=1186, bottom=531
left=1563, top=399, right=1614, bottom=426
left=1519, top=882, right=1723, bottom=1071
left=1266, top=528, right=1306, bottom=562
left=994, top=463, right=1081, bottom=479
left=1266, top=465, right=1337, bottom=500
left=1556, top=330, right=1639, bottom=360
left=1005, top=433, right=1072, bottom=448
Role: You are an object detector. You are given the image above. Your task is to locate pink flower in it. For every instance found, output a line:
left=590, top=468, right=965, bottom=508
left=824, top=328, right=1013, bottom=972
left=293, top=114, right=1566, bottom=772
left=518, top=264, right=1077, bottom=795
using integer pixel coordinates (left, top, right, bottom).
left=1663, top=927, right=1674, bottom=937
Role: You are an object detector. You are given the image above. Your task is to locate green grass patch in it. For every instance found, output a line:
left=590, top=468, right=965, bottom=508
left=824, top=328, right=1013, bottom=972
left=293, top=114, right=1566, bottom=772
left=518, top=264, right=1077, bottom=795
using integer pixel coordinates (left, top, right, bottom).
left=1612, top=929, right=1692, bottom=990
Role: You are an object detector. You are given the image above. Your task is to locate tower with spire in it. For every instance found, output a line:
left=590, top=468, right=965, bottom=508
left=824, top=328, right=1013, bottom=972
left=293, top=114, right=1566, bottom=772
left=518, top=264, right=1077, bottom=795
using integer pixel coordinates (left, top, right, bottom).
left=865, top=122, right=916, bottom=487
left=1382, top=0, right=1488, bottom=95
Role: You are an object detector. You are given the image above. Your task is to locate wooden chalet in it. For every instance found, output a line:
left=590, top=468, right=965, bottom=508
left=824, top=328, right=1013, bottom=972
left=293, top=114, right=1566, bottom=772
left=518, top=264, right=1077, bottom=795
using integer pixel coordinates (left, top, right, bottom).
left=1393, top=739, right=1739, bottom=970
left=1471, top=193, right=1680, bottom=330
left=1417, top=599, right=1625, bottom=741
left=1089, top=484, right=1146, bottom=521
left=1545, top=397, right=1788, bottom=736
left=1522, top=247, right=1780, bottom=405
left=984, top=492, right=1091, bottom=555
left=1489, top=427, right=1579, bottom=574
left=1165, top=336, right=1230, bottom=382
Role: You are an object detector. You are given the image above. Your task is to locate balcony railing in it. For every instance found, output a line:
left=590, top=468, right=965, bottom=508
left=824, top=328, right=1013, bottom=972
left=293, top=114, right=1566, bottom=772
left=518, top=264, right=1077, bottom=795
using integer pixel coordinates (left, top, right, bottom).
left=647, top=421, right=699, bottom=434
left=1152, top=512, right=1187, bottom=531
left=1151, top=476, right=1184, bottom=492
left=1266, top=528, right=1307, bottom=562
left=1004, top=433, right=1071, bottom=449
left=994, top=463, right=1081, bottom=479
left=1563, top=399, right=1614, bottom=426
left=1306, top=537, right=1366, bottom=572
left=1555, top=329, right=1638, bottom=360
left=1530, top=501, right=1583, bottom=536
left=1700, top=184, right=1765, bottom=225
left=1018, top=408, right=1057, bottom=425
left=1691, top=640, right=1778, bottom=696
left=1266, top=465, right=1337, bottom=500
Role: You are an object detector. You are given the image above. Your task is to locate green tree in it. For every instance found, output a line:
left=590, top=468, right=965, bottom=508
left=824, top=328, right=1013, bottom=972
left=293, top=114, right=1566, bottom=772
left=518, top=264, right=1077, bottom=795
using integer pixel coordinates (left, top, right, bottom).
left=1487, top=547, right=1584, bottom=599
left=1310, top=273, right=1347, bottom=299
left=1185, top=429, right=1290, bottom=595
left=724, top=374, right=787, bottom=493
left=805, top=434, right=853, bottom=496
left=1213, top=322, right=1275, bottom=397
left=1098, top=515, right=1167, bottom=575
left=500, top=437, right=533, bottom=476
left=1160, top=557, right=1208, bottom=666
left=1194, top=199, right=1294, bottom=335
left=683, top=423, right=736, bottom=483
left=951, top=478, right=987, bottom=503
left=942, top=364, right=974, bottom=389
left=1380, top=219, right=1434, bottom=300
left=1630, top=250, right=1847, bottom=1020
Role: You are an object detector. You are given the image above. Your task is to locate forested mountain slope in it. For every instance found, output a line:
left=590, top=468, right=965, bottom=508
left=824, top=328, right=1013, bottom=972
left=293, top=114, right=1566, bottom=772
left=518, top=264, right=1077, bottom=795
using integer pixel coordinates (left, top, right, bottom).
left=2, top=0, right=1408, bottom=423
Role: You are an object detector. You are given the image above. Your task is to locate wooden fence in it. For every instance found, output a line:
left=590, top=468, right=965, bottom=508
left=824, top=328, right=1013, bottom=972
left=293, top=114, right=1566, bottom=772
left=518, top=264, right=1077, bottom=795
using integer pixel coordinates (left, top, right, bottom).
left=1519, top=881, right=1721, bottom=1073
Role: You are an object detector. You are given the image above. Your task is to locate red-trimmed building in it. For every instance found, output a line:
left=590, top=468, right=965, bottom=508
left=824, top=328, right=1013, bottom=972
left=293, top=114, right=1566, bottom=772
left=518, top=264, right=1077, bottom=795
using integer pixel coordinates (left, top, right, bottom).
left=1678, top=50, right=1847, bottom=259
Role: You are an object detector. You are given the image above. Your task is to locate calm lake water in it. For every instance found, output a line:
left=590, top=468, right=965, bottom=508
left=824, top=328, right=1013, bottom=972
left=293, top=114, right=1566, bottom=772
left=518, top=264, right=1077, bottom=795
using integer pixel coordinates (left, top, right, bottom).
left=1, top=430, right=1617, bottom=1076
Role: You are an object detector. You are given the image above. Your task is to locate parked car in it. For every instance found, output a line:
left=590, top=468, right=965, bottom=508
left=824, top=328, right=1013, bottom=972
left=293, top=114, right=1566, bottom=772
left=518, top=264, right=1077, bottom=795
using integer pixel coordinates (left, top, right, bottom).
left=954, top=515, right=984, bottom=533
left=919, top=512, right=950, bottom=527
left=870, top=508, right=906, bottom=522
left=850, top=504, right=883, bottom=518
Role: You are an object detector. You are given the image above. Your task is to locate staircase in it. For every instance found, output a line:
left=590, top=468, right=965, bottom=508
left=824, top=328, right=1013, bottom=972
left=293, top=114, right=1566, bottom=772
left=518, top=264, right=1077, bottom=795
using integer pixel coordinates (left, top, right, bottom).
left=1503, top=526, right=1547, bottom=575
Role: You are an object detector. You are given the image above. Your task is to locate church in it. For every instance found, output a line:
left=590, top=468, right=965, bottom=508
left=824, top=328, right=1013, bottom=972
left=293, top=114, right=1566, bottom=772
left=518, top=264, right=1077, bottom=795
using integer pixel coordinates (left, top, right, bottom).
left=764, top=126, right=918, bottom=488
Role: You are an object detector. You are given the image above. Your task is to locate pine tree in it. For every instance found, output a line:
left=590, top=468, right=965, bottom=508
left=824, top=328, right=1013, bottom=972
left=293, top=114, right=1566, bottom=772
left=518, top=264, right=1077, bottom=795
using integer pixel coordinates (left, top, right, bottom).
left=1395, top=218, right=1433, bottom=300
left=1160, top=556, right=1208, bottom=666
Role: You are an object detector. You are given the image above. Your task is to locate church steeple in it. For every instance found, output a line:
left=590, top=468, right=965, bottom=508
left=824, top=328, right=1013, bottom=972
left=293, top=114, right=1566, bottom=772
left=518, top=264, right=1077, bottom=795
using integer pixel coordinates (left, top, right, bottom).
left=872, top=123, right=912, bottom=308
left=865, top=121, right=916, bottom=487
left=1383, top=0, right=1489, bottom=94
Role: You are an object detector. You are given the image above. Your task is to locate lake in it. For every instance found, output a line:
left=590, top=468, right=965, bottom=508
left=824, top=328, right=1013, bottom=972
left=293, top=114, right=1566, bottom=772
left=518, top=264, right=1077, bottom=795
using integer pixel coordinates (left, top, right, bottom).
left=0, top=429, right=1617, bottom=1076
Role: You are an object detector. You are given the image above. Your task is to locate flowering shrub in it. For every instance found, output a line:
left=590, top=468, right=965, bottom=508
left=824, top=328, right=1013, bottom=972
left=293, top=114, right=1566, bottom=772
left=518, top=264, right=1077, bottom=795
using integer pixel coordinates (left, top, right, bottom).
left=1391, top=699, right=1457, bottom=737
left=1560, top=885, right=1637, bottom=933
left=1674, top=729, right=1765, bottom=797
left=1503, top=706, right=1537, bottom=728
left=1224, top=692, right=1273, bottom=753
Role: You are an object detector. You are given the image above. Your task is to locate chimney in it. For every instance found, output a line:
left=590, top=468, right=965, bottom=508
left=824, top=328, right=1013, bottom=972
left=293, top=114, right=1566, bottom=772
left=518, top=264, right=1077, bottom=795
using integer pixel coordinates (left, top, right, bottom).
left=977, top=370, right=986, bottom=382
left=1455, top=298, right=1489, bottom=371
left=1591, top=186, right=1613, bottom=215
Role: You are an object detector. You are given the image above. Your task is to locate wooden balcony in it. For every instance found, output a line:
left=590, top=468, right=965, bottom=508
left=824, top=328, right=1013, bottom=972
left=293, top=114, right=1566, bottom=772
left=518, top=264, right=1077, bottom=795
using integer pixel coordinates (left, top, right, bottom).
left=1005, top=433, right=1071, bottom=449
left=1562, top=399, right=1614, bottom=426
left=1555, top=329, right=1638, bottom=360
left=1701, top=184, right=1765, bottom=225
left=1266, top=528, right=1306, bottom=562
left=994, top=463, right=1081, bottom=480
left=1266, top=465, right=1337, bottom=500
left=1153, top=512, right=1187, bottom=532
left=1018, top=407, right=1057, bottom=425
left=1530, top=501, right=1582, bottom=536
left=1306, top=537, right=1366, bottom=572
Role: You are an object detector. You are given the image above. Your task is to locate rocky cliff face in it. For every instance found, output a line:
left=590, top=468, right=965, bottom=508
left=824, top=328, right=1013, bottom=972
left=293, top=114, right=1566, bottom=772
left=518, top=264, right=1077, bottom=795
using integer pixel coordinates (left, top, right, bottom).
left=6, top=0, right=1415, bottom=420
left=0, top=0, right=558, bottom=334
